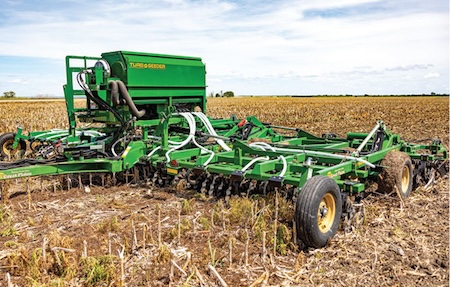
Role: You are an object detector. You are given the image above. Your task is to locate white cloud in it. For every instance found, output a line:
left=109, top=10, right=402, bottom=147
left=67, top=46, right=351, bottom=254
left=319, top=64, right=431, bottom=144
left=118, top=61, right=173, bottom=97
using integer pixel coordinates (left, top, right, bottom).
left=6, top=78, right=28, bottom=84
left=0, top=0, right=448, bottom=96
left=424, top=73, right=440, bottom=79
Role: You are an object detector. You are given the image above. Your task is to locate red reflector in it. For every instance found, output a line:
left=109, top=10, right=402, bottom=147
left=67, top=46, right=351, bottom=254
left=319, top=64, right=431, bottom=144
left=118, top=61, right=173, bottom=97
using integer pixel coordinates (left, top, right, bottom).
left=238, top=119, right=246, bottom=127
left=170, top=160, right=179, bottom=167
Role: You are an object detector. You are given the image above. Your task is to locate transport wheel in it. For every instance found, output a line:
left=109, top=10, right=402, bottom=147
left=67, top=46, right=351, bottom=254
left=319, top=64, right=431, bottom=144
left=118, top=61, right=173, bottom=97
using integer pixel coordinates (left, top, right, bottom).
left=0, top=132, right=26, bottom=160
left=378, top=151, right=413, bottom=199
left=295, top=175, right=342, bottom=248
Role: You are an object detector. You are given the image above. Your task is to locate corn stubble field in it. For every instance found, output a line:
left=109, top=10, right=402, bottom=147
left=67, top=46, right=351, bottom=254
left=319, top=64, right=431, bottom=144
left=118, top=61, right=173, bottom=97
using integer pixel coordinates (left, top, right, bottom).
left=0, top=96, right=448, bottom=287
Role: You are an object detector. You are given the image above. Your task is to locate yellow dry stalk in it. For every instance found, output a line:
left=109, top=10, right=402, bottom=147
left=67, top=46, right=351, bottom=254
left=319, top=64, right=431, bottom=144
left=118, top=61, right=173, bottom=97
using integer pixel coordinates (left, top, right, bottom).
left=207, top=96, right=449, bottom=146
left=47, top=230, right=74, bottom=249
left=0, top=97, right=447, bottom=146
left=0, top=99, right=84, bottom=134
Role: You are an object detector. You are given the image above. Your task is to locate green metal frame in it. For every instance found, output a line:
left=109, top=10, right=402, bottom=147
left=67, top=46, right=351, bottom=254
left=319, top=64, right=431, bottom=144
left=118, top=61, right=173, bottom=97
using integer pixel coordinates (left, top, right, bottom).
left=2, top=115, right=447, bottom=195
left=1, top=51, right=447, bottom=197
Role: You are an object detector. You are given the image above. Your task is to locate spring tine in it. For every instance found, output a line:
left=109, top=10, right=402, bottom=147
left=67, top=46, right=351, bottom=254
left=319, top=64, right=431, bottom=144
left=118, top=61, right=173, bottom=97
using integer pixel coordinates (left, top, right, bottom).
left=262, top=181, right=269, bottom=196
left=238, top=179, right=249, bottom=196
left=247, top=180, right=257, bottom=197
left=232, top=181, right=239, bottom=195
left=178, top=169, right=187, bottom=179
left=78, top=174, right=83, bottom=190
left=134, top=166, right=139, bottom=184
left=143, top=166, right=147, bottom=179
left=158, top=178, right=164, bottom=186
left=152, top=170, right=159, bottom=186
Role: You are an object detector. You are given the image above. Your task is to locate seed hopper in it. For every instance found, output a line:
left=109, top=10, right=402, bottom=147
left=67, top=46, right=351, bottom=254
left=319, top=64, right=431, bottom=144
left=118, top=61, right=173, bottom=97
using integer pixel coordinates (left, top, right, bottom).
left=0, top=51, right=447, bottom=248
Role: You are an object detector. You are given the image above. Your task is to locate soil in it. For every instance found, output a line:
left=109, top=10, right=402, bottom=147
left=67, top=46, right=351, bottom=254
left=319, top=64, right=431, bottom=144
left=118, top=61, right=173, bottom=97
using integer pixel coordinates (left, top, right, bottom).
left=0, top=175, right=448, bottom=286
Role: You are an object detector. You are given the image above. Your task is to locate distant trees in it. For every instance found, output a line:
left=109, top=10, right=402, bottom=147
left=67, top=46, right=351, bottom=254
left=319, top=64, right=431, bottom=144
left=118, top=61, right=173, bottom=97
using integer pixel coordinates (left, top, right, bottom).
left=2, top=91, right=15, bottom=98
left=223, top=91, right=234, bottom=98
left=209, top=91, right=235, bottom=98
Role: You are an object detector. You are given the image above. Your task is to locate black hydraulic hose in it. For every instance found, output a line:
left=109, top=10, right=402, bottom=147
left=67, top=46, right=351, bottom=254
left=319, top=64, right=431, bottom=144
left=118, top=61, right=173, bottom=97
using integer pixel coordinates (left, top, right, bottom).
left=77, top=72, right=125, bottom=126
left=77, top=73, right=146, bottom=156
left=116, top=80, right=146, bottom=118
left=105, top=117, right=134, bottom=156
left=77, top=72, right=129, bottom=156
left=108, top=81, right=124, bottom=106
left=242, top=122, right=254, bottom=140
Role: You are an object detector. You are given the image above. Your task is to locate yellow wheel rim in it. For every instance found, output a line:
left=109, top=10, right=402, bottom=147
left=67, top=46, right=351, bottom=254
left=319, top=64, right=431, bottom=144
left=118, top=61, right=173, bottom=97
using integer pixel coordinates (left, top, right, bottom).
left=2, top=139, right=19, bottom=156
left=318, top=193, right=336, bottom=233
left=401, top=165, right=410, bottom=193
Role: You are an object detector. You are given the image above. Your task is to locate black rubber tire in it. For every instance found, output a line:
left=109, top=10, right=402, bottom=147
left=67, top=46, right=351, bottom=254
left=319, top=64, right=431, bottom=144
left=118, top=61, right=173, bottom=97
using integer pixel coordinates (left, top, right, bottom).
left=295, top=175, right=342, bottom=248
left=0, top=132, right=26, bottom=160
left=378, top=151, right=413, bottom=199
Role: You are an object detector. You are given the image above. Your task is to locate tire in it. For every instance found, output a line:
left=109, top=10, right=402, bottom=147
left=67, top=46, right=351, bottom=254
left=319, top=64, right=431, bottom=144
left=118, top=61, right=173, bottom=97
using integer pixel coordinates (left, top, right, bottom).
left=295, top=175, right=342, bottom=248
left=378, top=151, right=413, bottom=199
left=0, top=132, right=26, bottom=160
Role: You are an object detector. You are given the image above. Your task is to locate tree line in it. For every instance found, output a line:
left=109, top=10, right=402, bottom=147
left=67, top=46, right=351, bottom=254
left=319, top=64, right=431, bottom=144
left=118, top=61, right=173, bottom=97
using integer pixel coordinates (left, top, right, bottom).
left=2, top=91, right=16, bottom=98
left=209, top=91, right=234, bottom=98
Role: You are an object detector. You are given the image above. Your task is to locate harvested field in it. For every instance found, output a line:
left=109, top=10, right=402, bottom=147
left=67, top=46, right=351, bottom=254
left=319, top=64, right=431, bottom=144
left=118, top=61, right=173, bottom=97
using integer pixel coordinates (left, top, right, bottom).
left=0, top=96, right=448, bottom=287
left=207, top=96, right=449, bottom=147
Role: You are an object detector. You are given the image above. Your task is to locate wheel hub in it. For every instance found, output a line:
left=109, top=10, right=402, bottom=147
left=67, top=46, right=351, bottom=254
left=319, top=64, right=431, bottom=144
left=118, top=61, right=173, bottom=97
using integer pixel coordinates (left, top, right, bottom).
left=317, top=193, right=336, bottom=233
left=320, top=206, right=328, bottom=217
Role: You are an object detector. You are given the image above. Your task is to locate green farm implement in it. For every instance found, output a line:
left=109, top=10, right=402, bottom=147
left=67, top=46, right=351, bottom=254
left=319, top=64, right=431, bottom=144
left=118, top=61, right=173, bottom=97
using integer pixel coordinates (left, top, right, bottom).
left=0, top=51, right=447, bottom=248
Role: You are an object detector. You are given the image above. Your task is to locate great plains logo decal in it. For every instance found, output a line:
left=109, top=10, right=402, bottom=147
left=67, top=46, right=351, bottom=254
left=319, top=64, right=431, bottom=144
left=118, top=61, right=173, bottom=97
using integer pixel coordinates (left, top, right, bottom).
left=0, top=171, right=32, bottom=179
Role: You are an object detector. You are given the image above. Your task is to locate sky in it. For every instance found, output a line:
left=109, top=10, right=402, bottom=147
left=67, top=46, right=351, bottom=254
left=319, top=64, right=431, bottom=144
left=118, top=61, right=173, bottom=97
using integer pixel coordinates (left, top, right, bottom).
left=0, top=0, right=448, bottom=97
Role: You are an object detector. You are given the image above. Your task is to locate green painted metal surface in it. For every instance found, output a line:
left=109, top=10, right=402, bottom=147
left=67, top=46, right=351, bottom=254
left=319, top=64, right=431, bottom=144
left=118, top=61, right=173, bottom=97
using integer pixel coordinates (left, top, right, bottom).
left=102, top=51, right=205, bottom=88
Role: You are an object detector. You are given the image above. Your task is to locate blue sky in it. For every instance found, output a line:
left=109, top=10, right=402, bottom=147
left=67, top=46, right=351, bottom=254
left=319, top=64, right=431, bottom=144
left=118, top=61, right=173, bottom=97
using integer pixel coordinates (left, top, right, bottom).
left=0, top=0, right=448, bottom=97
